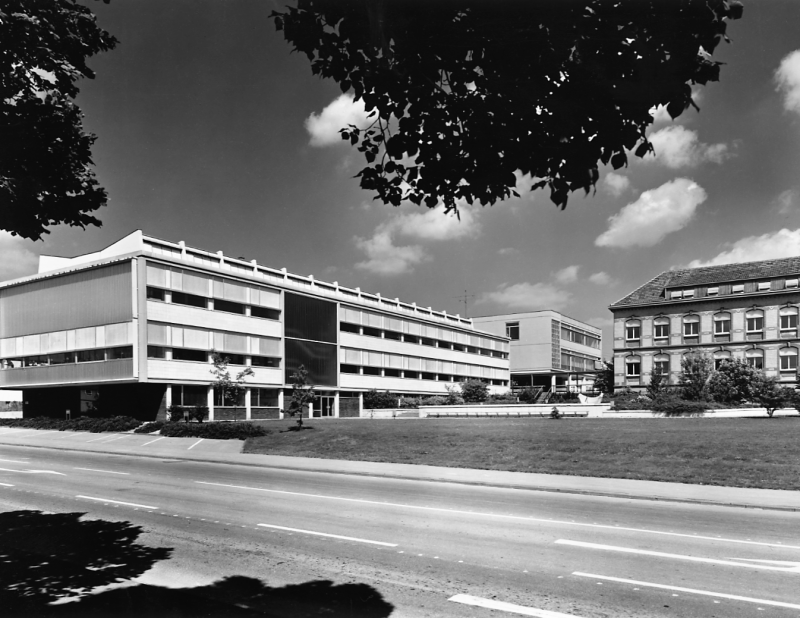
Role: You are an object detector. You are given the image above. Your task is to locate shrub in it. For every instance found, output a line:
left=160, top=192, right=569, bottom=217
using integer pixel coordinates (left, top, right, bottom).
left=705, top=359, right=760, bottom=405
left=460, top=379, right=489, bottom=403
left=159, top=421, right=269, bottom=439
left=517, top=387, right=539, bottom=403
left=650, top=398, right=708, bottom=416
left=678, top=353, right=712, bottom=401
left=363, top=390, right=398, bottom=409
left=749, top=375, right=792, bottom=418
left=487, top=391, right=518, bottom=404
left=134, top=421, right=164, bottom=434
left=550, top=392, right=579, bottom=404
left=0, top=416, right=142, bottom=433
left=167, top=405, right=208, bottom=422
left=610, top=387, right=649, bottom=410
left=444, top=385, right=464, bottom=406
left=420, top=395, right=447, bottom=406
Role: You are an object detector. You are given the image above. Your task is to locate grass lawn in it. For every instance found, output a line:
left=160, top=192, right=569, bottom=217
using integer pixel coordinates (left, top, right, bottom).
left=244, top=417, right=800, bottom=491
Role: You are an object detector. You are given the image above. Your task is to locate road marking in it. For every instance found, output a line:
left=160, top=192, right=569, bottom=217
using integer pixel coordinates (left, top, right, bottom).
left=0, top=467, right=65, bottom=476
left=76, top=495, right=157, bottom=509
left=194, top=481, right=797, bottom=550
left=100, top=435, right=128, bottom=443
left=572, top=573, right=800, bottom=610
left=141, top=437, right=166, bottom=446
left=556, top=540, right=800, bottom=573
left=74, top=467, right=130, bottom=475
left=449, top=594, right=584, bottom=617
left=187, top=439, right=204, bottom=450
left=0, top=482, right=14, bottom=487
left=0, top=458, right=30, bottom=464
left=86, top=435, right=116, bottom=442
left=257, top=523, right=397, bottom=547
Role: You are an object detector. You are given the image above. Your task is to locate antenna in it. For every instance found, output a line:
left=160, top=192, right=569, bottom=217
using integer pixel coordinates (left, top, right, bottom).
left=451, top=289, right=476, bottom=318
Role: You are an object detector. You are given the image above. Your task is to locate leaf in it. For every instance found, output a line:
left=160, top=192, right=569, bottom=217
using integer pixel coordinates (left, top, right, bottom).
left=610, top=151, right=627, bottom=170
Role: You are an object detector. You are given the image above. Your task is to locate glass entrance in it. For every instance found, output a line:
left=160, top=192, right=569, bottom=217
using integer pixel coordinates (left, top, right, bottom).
left=314, top=395, right=335, bottom=417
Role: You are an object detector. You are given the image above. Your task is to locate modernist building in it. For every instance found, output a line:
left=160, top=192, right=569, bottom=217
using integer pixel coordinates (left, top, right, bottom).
left=472, top=311, right=602, bottom=393
left=0, top=231, right=510, bottom=420
left=609, top=256, right=800, bottom=391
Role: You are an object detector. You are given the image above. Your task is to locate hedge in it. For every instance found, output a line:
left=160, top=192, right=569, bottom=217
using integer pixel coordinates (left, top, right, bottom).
left=0, top=416, right=143, bottom=433
left=159, top=422, right=270, bottom=440
left=134, top=421, right=165, bottom=434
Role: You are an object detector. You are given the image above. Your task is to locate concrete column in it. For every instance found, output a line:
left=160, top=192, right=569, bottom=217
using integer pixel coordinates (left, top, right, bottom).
left=165, top=384, right=173, bottom=408
left=278, top=389, right=285, bottom=419
left=207, top=385, right=214, bottom=421
left=334, top=391, right=340, bottom=418
left=245, top=388, right=251, bottom=420
left=358, top=392, right=364, bottom=417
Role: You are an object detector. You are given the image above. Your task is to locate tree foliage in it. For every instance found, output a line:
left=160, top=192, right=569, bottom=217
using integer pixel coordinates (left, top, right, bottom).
left=704, top=358, right=760, bottom=405
left=749, top=376, right=792, bottom=418
left=285, top=364, right=317, bottom=428
left=271, top=0, right=743, bottom=215
left=678, top=352, right=713, bottom=401
left=210, top=352, right=254, bottom=420
left=646, top=368, right=667, bottom=400
left=593, top=360, right=615, bottom=395
left=363, top=389, right=397, bottom=409
left=460, top=378, right=489, bottom=403
left=1, top=0, right=117, bottom=240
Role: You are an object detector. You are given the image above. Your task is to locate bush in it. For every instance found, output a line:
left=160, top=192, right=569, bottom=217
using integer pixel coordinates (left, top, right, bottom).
left=0, top=416, right=143, bottom=433
left=550, top=392, right=580, bottom=404
left=134, top=421, right=164, bottom=434
left=517, top=387, right=539, bottom=403
left=460, top=379, right=489, bottom=403
left=705, top=359, right=760, bottom=405
left=363, top=390, right=398, bottom=409
left=159, top=421, right=269, bottom=440
left=650, top=398, right=708, bottom=416
left=610, top=387, right=649, bottom=410
left=167, top=405, right=208, bottom=423
left=488, top=391, right=519, bottom=404
left=420, top=395, right=447, bottom=406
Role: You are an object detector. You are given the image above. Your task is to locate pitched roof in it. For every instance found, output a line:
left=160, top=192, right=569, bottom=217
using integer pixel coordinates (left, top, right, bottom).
left=610, top=255, right=800, bottom=309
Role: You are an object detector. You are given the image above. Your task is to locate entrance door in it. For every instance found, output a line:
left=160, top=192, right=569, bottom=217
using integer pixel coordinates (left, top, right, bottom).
left=315, top=396, right=335, bottom=417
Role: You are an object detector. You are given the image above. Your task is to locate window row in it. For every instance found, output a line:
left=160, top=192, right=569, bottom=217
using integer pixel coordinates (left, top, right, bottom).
left=147, top=345, right=280, bottom=367
left=340, top=347, right=507, bottom=380
left=340, top=306, right=507, bottom=352
left=669, top=278, right=799, bottom=300
left=560, top=326, right=601, bottom=349
left=625, top=308, right=799, bottom=345
left=560, top=352, right=597, bottom=372
left=147, top=322, right=280, bottom=357
left=0, top=323, right=133, bottom=359
left=339, top=364, right=507, bottom=385
left=147, top=287, right=281, bottom=320
left=212, top=387, right=280, bottom=408
left=1, top=346, right=133, bottom=369
left=624, top=348, right=797, bottom=378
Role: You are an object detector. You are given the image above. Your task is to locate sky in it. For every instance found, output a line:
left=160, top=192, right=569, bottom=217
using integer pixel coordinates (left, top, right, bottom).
left=4, top=0, right=800, bottom=359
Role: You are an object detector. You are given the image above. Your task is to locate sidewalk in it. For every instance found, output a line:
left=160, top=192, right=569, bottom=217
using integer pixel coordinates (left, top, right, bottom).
left=1, top=427, right=798, bottom=512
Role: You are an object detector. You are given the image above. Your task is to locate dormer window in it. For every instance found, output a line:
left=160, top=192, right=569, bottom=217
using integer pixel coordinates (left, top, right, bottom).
left=787, top=279, right=799, bottom=289
left=670, top=290, right=682, bottom=300
left=683, top=289, right=695, bottom=299
left=757, top=282, right=771, bottom=291
left=707, top=287, right=719, bottom=296
left=732, top=284, right=745, bottom=293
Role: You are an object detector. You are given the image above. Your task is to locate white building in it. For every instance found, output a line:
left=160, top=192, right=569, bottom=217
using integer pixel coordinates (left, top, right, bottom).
left=0, top=231, right=510, bottom=420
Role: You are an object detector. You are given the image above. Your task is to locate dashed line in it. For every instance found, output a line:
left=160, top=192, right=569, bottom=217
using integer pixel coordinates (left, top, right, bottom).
left=74, top=467, right=130, bottom=475
left=449, top=594, right=584, bottom=617
left=76, top=495, right=158, bottom=509
left=0, top=482, right=14, bottom=487
left=572, top=572, right=800, bottom=610
left=141, top=437, right=166, bottom=446
left=257, top=523, right=397, bottom=547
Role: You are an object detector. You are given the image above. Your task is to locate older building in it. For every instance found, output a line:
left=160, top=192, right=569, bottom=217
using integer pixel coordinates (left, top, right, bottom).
left=0, top=231, right=510, bottom=420
left=472, top=311, right=602, bottom=394
left=609, top=257, right=800, bottom=390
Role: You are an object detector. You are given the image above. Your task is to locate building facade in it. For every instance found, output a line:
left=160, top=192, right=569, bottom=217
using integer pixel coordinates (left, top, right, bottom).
left=472, top=311, right=601, bottom=393
left=0, top=231, right=510, bottom=420
left=609, top=257, right=800, bottom=391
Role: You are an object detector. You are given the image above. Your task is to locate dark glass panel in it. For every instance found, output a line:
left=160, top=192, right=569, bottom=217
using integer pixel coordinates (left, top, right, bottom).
left=362, top=366, right=381, bottom=376
left=108, top=346, right=133, bottom=360
left=421, top=372, right=435, bottom=380
left=179, top=385, right=207, bottom=407
left=362, top=326, right=381, bottom=338
left=251, top=355, right=280, bottom=367
left=284, top=338, right=337, bottom=386
left=383, top=368, right=401, bottom=377
left=147, top=287, right=165, bottom=301
left=251, top=305, right=280, bottom=320
left=147, top=345, right=166, bottom=359
left=340, top=322, right=360, bottom=334
left=172, top=291, right=207, bottom=308
left=172, top=348, right=207, bottom=362
left=340, top=364, right=360, bottom=374
left=384, top=331, right=401, bottom=341
left=77, top=349, right=104, bottom=362
left=214, top=298, right=245, bottom=315
left=404, top=335, right=419, bottom=344
left=284, top=293, right=336, bottom=343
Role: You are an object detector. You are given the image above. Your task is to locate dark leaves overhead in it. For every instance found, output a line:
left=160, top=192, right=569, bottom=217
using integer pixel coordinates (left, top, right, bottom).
left=0, top=0, right=117, bottom=240
left=272, top=0, right=742, bottom=214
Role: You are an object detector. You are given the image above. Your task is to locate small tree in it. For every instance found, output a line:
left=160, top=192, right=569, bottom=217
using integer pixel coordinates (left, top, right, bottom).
left=646, top=369, right=667, bottom=400
left=210, top=352, right=254, bottom=421
left=705, top=359, right=761, bottom=406
left=363, top=390, right=397, bottom=409
left=460, top=379, right=489, bottom=403
left=444, top=385, right=465, bottom=406
left=750, top=374, right=792, bottom=418
left=593, top=361, right=615, bottom=395
left=678, top=353, right=712, bottom=401
left=285, top=365, right=317, bottom=429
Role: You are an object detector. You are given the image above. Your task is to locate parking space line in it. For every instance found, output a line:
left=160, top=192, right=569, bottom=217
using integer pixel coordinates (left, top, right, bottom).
left=76, top=495, right=158, bottom=509
left=100, top=435, right=128, bottom=443
left=257, top=523, right=397, bottom=546
left=141, top=437, right=166, bottom=446
left=187, top=439, right=204, bottom=450
left=573, top=572, right=800, bottom=610
left=86, top=435, right=115, bottom=443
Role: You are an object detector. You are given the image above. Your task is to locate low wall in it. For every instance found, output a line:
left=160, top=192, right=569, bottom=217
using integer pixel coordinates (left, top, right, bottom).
left=419, top=403, right=610, bottom=418
left=361, top=408, right=420, bottom=419
left=606, top=408, right=799, bottom=419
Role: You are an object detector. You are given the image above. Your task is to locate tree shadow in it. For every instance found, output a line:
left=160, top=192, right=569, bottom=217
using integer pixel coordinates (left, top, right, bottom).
left=281, top=426, right=315, bottom=433
left=0, top=510, right=394, bottom=618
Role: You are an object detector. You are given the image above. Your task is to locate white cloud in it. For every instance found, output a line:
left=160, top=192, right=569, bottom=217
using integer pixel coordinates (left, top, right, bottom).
left=554, top=265, right=580, bottom=284
left=602, top=172, right=631, bottom=197
left=354, top=231, right=428, bottom=275
left=0, top=232, right=39, bottom=281
left=305, top=94, right=371, bottom=147
left=776, top=50, right=800, bottom=115
left=686, top=228, right=800, bottom=268
left=497, top=247, right=519, bottom=256
left=776, top=189, right=799, bottom=215
left=478, top=282, right=571, bottom=311
left=588, top=272, right=614, bottom=286
left=595, top=178, right=707, bottom=248
left=643, top=126, right=729, bottom=168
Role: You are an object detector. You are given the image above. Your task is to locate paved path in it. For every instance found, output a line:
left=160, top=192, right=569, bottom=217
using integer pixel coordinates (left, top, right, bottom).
left=0, top=426, right=798, bottom=511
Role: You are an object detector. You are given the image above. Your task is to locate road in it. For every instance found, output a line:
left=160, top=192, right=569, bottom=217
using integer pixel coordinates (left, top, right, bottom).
left=0, top=442, right=799, bottom=617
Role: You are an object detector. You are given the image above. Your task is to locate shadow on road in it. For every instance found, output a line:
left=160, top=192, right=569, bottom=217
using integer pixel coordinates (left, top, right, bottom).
left=0, top=510, right=394, bottom=618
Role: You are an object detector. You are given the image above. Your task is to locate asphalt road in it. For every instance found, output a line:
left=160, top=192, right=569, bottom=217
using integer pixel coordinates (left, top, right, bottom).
left=1, top=443, right=799, bottom=617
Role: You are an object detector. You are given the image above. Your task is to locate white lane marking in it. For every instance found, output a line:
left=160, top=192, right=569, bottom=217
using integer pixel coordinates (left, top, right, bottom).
left=74, top=467, right=130, bottom=476
left=0, top=482, right=14, bottom=487
left=87, top=435, right=116, bottom=443
left=449, top=594, right=584, bottom=617
left=573, top=572, right=800, bottom=610
left=99, top=435, right=128, bottom=443
left=187, top=439, right=204, bottom=450
left=257, top=523, right=397, bottom=547
left=0, top=467, right=65, bottom=476
left=141, top=437, right=166, bottom=446
left=0, top=458, right=30, bottom=464
left=729, top=558, right=800, bottom=568
left=76, top=495, right=157, bottom=509
left=556, top=540, right=800, bottom=573
left=194, top=481, right=797, bottom=550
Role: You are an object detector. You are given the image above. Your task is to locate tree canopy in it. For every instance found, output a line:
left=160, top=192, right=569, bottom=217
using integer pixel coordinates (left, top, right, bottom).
left=1, top=0, right=117, bottom=240
left=272, top=0, right=743, bottom=215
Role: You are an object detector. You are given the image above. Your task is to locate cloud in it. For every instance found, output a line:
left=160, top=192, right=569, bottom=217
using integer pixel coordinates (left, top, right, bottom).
left=776, top=50, right=800, bottom=115
left=642, top=126, right=729, bottom=168
left=554, top=265, right=580, bottom=284
left=595, top=178, right=707, bottom=248
left=776, top=189, right=799, bottom=215
left=478, top=282, right=571, bottom=311
left=305, top=94, right=371, bottom=147
left=0, top=232, right=39, bottom=281
left=354, top=231, right=428, bottom=275
left=497, top=247, right=519, bottom=256
left=588, top=272, right=615, bottom=286
left=602, top=173, right=631, bottom=197
left=686, top=228, right=800, bottom=268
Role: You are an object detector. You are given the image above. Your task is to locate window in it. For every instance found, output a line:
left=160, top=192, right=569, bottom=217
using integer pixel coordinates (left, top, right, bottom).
left=683, top=315, right=700, bottom=338
left=49, top=352, right=75, bottom=365
left=147, top=345, right=166, bottom=359
left=108, top=346, right=133, bottom=360
left=683, top=289, right=695, bottom=299
left=713, top=351, right=731, bottom=370
left=420, top=337, right=435, bottom=347
left=732, top=284, right=745, bottom=293
left=746, top=310, right=764, bottom=340
left=757, top=282, right=771, bottom=291
left=147, top=287, right=166, bottom=301
left=653, top=318, right=670, bottom=340
left=746, top=349, right=764, bottom=369
left=340, top=364, right=360, bottom=374
left=214, top=298, right=245, bottom=315
left=362, top=366, right=381, bottom=376
left=506, top=322, right=520, bottom=340
left=780, top=307, right=798, bottom=337
left=251, top=305, right=280, bottom=320
left=384, top=331, right=402, bottom=341
left=252, top=388, right=279, bottom=408
left=172, top=291, right=207, bottom=308
left=404, top=334, right=419, bottom=344
left=670, top=290, right=682, bottom=300
left=713, top=313, right=731, bottom=335
left=780, top=348, right=798, bottom=372
left=77, top=349, right=104, bottom=363
left=172, top=348, right=207, bottom=362
left=340, top=322, right=360, bottom=334
left=174, top=384, right=207, bottom=407
left=625, top=320, right=641, bottom=341
left=362, top=326, right=381, bottom=338
left=625, top=356, right=641, bottom=378
left=786, top=279, right=799, bottom=289
left=707, top=287, right=719, bottom=296
left=653, top=354, right=670, bottom=375
left=384, top=368, right=401, bottom=377
left=251, top=356, right=279, bottom=368
left=216, top=352, right=245, bottom=365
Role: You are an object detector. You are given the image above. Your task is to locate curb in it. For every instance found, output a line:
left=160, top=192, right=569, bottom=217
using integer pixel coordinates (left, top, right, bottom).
left=1, top=439, right=798, bottom=513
